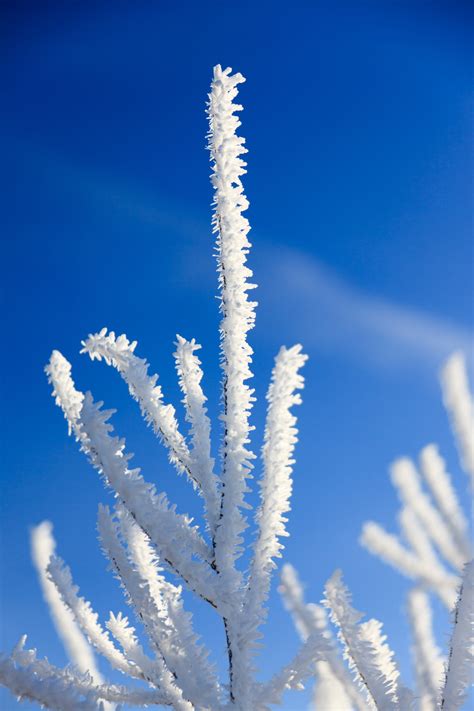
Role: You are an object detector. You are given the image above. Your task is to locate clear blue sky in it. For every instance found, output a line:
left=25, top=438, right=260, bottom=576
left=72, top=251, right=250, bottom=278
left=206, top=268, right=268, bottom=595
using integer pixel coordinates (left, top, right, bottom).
left=1, top=1, right=472, bottom=708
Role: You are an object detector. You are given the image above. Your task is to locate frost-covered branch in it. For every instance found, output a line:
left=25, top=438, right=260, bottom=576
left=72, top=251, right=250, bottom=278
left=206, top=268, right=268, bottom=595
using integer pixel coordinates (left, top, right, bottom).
left=360, top=521, right=458, bottom=609
left=440, top=559, right=474, bottom=711
left=30, top=521, right=101, bottom=680
left=0, top=648, right=99, bottom=711
left=46, top=350, right=218, bottom=607
left=82, top=330, right=204, bottom=496
left=419, top=445, right=470, bottom=561
left=398, top=506, right=441, bottom=570
left=206, top=63, right=259, bottom=706
left=441, top=353, right=474, bottom=487
left=256, top=629, right=333, bottom=709
left=391, top=458, right=465, bottom=571
left=174, top=335, right=220, bottom=537
left=407, top=588, right=445, bottom=711
left=98, top=504, right=220, bottom=709
left=47, top=556, right=140, bottom=679
left=242, top=346, right=307, bottom=653
left=323, top=570, right=410, bottom=711
left=279, top=563, right=365, bottom=710
left=0, top=638, right=173, bottom=709
left=208, top=65, right=257, bottom=582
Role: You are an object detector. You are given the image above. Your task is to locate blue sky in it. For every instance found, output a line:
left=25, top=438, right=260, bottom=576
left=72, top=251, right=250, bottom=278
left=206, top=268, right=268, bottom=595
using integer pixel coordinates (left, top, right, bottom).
left=1, top=1, right=472, bottom=708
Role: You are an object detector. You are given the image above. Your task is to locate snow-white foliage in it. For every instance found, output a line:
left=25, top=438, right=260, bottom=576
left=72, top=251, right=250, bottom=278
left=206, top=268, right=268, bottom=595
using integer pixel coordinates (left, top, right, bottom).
left=2, top=64, right=472, bottom=711
left=359, top=353, right=473, bottom=709
left=241, top=346, right=307, bottom=653
left=360, top=355, right=472, bottom=611
left=440, top=560, right=474, bottom=711
left=323, top=570, right=408, bottom=711
left=441, top=353, right=474, bottom=488
left=390, top=459, right=465, bottom=571
left=0, top=636, right=170, bottom=709
left=30, top=522, right=101, bottom=680
left=279, top=564, right=365, bottom=710
left=360, top=521, right=458, bottom=609
left=282, top=554, right=472, bottom=710
left=173, top=335, right=220, bottom=536
left=0, top=66, right=331, bottom=710
left=407, top=588, right=445, bottom=711
left=420, top=445, right=470, bottom=560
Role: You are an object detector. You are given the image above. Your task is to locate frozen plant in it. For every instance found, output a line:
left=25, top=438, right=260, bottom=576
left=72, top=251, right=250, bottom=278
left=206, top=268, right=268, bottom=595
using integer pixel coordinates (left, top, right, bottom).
left=280, top=353, right=473, bottom=710
left=360, top=353, right=473, bottom=710
left=280, top=560, right=473, bottom=711
left=0, top=66, right=333, bottom=710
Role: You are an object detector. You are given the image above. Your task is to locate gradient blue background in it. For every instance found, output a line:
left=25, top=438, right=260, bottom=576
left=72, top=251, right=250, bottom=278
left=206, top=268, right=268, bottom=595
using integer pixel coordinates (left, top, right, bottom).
left=1, top=1, right=473, bottom=708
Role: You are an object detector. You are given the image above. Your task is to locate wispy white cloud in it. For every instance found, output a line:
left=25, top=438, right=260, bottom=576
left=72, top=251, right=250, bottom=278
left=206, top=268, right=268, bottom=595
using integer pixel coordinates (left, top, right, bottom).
left=16, top=142, right=472, bottom=373
left=255, top=246, right=473, bottom=372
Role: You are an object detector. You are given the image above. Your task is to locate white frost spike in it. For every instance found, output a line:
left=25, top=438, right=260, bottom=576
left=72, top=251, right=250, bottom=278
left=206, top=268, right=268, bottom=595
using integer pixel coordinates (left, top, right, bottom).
left=279, top=563, right=365, bottom=710
left=46, top=556, right=139, bottom=679
left=81, top=329, right=197, bottom=489
left=117, top=509, right=219, bottom=704
left=360, top=521, right=458, bottom=609
left=324, top=570, right=407, bottom=711
left=98, top=505, right=219, bottom=710
left=104, top=612, right=160, bottom=689
left=243, top=345, right=307, bottom=651
left=440, top=559, right=474, bottom=711
left=256, top=628, right=333, bottom=709
left=31, top=521, right=101, bottom=681
left=208, top=65, right=257, bottom=578
left=391, top=458, right=465, bottom=571
left=46, top=350, right=217, bottom=606
left=78, top=393, right=216, bottom=600
left=174, top=335, right=220, bottom=536
left=407, top=588, right=445, bottom=711
left=207, top=64, right=257, bottom=706
left=0, top=643, right=99, bottom=711
left=97, top=513, right=193, bottom=711
left=441, top=352, right=474, bottom=487
left=1, top=637, right=174, bottom=708
left=420, top=445, right=470, bottom=560
left=46, top=350, right=84, bottom=435
left=398, top=506, right=441, bottom=569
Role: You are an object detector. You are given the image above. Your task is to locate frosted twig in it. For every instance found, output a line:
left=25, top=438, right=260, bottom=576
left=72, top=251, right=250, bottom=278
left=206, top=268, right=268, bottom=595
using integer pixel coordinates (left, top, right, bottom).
left=391, top=458, right=465, bottom=570
left=279, top=564, right=365, bottom=710
left=82, top=330, right=197, bottom=489
left=46, top=350, right=218, bottom=607
left=420, top=445, right=470, bottom=561
left=256, top=629, right=333, bottom=708
left=174, top=335, right=220, bottom=538
left=99, top=505, right=220, bottom=709
left=360, top=522, right=458, bottom=608
left=441, top=353, right=474, bottom=488
left=440, top=560, right=474, bottom=711
left=242, top=346, right=307, bottom=654
left=31, top=522, right=101, bottom=680
left=47, top=556, right=140, bottom=679
left=324, top=570, right=410, bottom=711
left=407, top=588, right=444, bottom=711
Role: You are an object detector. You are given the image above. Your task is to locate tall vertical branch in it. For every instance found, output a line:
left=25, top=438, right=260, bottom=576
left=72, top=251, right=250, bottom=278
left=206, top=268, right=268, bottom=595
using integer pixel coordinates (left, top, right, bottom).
left=207, top=65, right=257, bottom=572
left=207, top=64, right=257, bottom=704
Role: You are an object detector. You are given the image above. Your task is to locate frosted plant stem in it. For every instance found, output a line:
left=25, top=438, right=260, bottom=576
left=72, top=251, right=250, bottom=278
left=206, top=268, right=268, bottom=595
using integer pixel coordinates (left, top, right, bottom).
left=440, top=560, right=474, bottom=711
left=30, top=522, right=101, bottom=680
left=207, top=64, right=257, bottom=706
left=441, top=353, right=474, bottom=488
